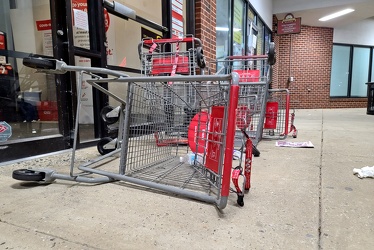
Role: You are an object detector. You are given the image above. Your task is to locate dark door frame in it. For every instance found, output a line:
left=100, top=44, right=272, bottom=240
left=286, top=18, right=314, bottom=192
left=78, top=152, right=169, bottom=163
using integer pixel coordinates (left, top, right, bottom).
left=51, top=0, right=173, bottom=149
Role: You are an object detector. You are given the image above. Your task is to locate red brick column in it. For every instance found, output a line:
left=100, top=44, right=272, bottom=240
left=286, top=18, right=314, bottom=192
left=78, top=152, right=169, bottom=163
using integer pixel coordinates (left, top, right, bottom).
left=195, top=0, right=216, bottom=64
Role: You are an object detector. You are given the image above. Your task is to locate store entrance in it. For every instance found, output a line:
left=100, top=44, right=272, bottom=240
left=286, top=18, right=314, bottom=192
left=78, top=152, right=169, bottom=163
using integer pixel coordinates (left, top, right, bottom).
left=51, top=0, right=169, bottom=151
left=0, top=0, right=170, bottom=163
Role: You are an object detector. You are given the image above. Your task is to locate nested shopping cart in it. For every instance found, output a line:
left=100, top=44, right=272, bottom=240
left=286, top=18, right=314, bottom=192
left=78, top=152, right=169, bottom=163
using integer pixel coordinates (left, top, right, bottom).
left=212, top=45, right=274, bottom=191
left=138, top=35, right=206, bottom=77
left=96, top=36, right=207, bottom=154
left=12, top=56, right=244, bottom=209
left=262, top=88, right=297, bottom=139
left=137, top=36, right=206, bottom=146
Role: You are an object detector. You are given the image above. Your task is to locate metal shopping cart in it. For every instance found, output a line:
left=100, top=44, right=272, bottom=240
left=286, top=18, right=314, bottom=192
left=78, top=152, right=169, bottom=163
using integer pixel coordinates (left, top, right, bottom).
left=262, top=88, right=297, bottom=139
left=138, top=36, right=206, bottom=146
left=96, top=36, right=206, bottom=154
left=212, top=43, right=276, bottom=191
left=138, top=35, right=206, bottom=76
left=12, top=56, right=245, bottom=209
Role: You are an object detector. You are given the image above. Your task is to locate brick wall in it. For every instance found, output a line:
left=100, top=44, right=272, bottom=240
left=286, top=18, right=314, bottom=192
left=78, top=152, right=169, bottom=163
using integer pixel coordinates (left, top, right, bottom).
left=273, top=17, right=367, bottom=109
left=195, top=0, right=216, bottom=64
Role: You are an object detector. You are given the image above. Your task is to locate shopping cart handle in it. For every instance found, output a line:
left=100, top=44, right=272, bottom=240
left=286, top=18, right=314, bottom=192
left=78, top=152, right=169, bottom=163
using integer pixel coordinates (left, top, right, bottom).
left=23, top=57, right=56, bottom=70
left=225, top=55, right=268, bottom=60
left=141, top=37, right=202, bottom=47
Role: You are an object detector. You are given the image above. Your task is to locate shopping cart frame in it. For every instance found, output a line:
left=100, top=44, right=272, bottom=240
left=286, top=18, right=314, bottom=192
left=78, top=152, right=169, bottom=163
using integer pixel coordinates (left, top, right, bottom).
left=13, top=57, right=241, bottom=210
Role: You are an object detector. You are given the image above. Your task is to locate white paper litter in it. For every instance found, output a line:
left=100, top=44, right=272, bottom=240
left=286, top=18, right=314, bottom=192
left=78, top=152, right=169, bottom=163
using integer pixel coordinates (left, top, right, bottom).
left=353, top=166, right=374, bottom=178
left=275, top=141, right=314, bottom=148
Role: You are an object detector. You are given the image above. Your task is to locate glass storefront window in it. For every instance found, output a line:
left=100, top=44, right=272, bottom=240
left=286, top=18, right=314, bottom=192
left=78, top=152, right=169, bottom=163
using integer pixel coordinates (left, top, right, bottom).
left=351, top=47, right=370, bottom=97
left=0, top=0, right=59, bottom=141
left=216, top=0, right=231, bottom=71
left=256, top=19, right=264, bottom=55
left=247, top=7, right=256, bottom=56
left=233, top=0, right=245, bottom=57
left=330, top=45, right=350, bottom=97
left=372, top=51, right=374, bottom=82
left=330, top=45, right=371, bottom=97
left=106, top=1, right=162, bottom=69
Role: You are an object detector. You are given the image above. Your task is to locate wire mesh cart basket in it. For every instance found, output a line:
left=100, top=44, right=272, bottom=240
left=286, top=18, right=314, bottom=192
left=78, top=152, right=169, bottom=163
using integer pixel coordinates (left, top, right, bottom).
left=137, top=36, right=206, bottom=146
left=262, top=88, right=297, bottom=140
left=211, top=44, right=276, bottom=191
left=12, top=57, right=245, bottom=209
left=97, top=36, right=206, bottom=154
left=138, top=35, right=206, bottom=77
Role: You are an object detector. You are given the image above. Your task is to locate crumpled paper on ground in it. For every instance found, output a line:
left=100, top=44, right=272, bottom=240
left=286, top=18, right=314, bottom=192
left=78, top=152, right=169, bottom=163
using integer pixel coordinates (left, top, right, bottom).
left=275, top=141, right=314, bottom=148
left=353, top=166, right=374, bottom=178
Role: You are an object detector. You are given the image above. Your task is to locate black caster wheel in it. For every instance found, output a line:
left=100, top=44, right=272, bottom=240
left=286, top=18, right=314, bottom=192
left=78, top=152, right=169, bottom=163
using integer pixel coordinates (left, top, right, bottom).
left=237, top=195, right=244, bottom=207
left=12, top=169, right=45, bottom=181
left=97, top=137, right=116, bottom=155
left=196, top=47, right=206, bottom=68
left=292, top=130, right=298, bottom=138
left=252, top=145, right=260, bottom=157
left=268, top=42, right=276, bottom=65
left=100, top=106, right=118, bottom=125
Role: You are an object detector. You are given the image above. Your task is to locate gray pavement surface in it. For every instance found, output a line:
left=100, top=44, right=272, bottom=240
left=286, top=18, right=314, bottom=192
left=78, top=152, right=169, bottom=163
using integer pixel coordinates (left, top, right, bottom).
left=0, top=108, right=373, bottom=250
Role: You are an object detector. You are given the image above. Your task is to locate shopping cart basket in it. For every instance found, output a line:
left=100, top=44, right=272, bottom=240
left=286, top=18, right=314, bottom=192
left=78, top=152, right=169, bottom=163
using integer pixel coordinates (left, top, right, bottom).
left=138, top=35, right=206, bottom=76
left=211, top=43, right=276, bottom=193
left=263, top=88, right=297, bottom=139
left=138, top=36, right=206, bottom=147
left=13, top=57, right=245, bottom=209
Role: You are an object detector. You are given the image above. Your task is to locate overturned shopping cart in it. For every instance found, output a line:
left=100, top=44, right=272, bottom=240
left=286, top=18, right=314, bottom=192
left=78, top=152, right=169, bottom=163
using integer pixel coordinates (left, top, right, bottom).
left=12, top=57, right=243, bottom=209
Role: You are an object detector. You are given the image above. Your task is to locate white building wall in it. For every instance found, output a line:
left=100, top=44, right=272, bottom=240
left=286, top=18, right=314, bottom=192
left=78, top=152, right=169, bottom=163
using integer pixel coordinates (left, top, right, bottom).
left=333, top=17, right=374, bottom=46
left=250, top=0, right=273, bottom=28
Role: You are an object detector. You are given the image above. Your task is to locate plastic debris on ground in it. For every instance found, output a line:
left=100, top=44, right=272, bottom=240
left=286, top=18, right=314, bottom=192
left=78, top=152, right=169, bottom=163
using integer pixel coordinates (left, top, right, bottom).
left=275, top=141, right=314, bottom=148
left=233, top=150, right=241, bottom=160
left=353, top=166, right=374, bottom=179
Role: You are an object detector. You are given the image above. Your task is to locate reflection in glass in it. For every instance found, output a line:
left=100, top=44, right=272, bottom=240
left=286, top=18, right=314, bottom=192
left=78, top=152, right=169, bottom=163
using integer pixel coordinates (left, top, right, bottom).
left=0, top=0, right=60, bottom=141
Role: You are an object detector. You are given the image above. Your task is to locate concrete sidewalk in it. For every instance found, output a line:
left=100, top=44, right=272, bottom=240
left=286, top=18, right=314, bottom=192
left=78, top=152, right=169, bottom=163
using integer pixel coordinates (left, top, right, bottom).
left=0, top=108, right=373, bottom=249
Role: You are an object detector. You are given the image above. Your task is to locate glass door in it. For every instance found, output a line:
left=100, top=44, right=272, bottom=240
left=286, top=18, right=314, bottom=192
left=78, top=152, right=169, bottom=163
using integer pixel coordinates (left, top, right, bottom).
left=52, top=0, right=169, bottom=149
left=0, top=0, right=65, bottom=162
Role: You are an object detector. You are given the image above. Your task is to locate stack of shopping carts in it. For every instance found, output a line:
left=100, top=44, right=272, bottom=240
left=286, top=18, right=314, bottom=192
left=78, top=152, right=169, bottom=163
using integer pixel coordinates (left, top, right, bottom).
left=13, top=36, right=296, bottom=210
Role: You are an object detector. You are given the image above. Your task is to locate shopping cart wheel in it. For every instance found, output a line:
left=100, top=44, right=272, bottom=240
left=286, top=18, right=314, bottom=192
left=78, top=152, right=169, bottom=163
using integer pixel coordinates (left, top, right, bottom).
left=100, top=106, right=118, bottom=125
left=97, top=137, right=116, bottom=155
left=292, top=130, right=298, bottom=138
left=252, top=145, right=260, bottom=157
left=196, top=47, right=206, bottom=68
left=12, top=169, right=45, bottom=181
left=237, top=194, right=244, bottom=207
left=23, top=57, right=55, bottom=70
left=268, top=42, right=276, bottom=65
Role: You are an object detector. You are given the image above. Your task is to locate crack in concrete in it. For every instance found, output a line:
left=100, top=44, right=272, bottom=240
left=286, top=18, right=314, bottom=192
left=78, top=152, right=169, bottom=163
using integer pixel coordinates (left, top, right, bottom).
left=318, top=110, right=324, bottom=250
left=0, top=219, right=102, bottom=249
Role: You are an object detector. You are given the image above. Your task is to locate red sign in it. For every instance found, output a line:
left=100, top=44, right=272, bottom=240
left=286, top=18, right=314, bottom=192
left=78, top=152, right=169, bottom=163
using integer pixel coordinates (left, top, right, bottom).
left=36, top=20, right=52, bottom=31
left=0, top=32, right=6, bottom=49
left=104, top=8, right=110, bottom=32
left=277, top=14, right=301, bottom=35
left=205, top=106, right=225, bottom=174
left=188, top=112, right=209, bottom=154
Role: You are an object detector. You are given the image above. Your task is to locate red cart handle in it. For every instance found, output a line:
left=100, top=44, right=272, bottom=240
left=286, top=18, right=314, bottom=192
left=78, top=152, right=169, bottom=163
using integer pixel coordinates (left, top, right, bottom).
left=225, top=55, right=268, bottom=60
left=142, top=37, right=201, bottom=46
